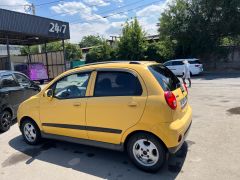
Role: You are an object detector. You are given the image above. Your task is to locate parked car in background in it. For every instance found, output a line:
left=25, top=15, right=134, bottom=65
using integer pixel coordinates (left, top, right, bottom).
left=163, top=59, right=203, bottom=76
left=18, top=61, right=192, bottom=172
left=14, top=63, right=48, bottom=84
left=0, top=71, right=41, bottom=132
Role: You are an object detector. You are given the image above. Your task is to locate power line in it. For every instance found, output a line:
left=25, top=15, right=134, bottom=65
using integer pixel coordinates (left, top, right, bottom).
left=70, top=0, right=161, bottom=24
left=35, top=0, right=65, bottom=7
left=51, top=0, right=145, bottom=18
left=0, top=0, right=64, bottom=7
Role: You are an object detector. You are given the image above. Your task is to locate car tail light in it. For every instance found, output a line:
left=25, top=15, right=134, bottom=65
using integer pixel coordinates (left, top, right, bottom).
left=164, top=91, right=177, bottom=110
left=183, top=83, right=188, bottom=94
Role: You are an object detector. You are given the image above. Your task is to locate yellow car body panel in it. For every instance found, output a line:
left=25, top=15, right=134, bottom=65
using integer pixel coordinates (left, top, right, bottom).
left=17, top=61, right=192, bottom=153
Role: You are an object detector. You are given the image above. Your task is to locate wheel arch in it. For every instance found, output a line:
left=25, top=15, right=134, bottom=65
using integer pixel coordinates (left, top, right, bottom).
left=123, top=130, right=168, bottom=151
left=19, top=116, right=41, bottom=132
left=3, top=107, right=13, bottom=117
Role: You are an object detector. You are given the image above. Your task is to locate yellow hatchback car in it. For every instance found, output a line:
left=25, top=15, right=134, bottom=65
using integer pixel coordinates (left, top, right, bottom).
left=17, top=61, right=192, bottom=172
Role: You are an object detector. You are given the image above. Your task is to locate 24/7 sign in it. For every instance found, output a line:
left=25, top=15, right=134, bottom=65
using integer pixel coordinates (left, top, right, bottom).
left=49, top=22, right=67, bottom=34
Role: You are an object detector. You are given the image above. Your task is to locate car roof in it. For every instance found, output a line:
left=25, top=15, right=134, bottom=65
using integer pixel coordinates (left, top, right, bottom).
left=75, top=61, right=157, bottom=70
left=56, top=61, right=158, bottom=78
left=166, top=58, right=199, bottom=62
left=0, top=70, right=27, bottom=77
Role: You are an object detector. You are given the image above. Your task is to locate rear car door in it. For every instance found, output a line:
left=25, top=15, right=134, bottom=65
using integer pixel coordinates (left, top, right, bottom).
left=0, top=74, right=25, bottom=118
left=85, top=69, right=147, bottom=144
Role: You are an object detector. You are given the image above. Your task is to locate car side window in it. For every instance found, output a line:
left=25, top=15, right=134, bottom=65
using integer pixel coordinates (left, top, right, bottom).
left=164, top=62, right=172, bottom=66
left=54, top=72, right=90, bottom=99
left=14, top=73, right=31, bottom=87
left=172, top=61, right=184, bottom=66
left=1, top=75, right=19, bottom=88
left=94, top=71, right=142, bottom=97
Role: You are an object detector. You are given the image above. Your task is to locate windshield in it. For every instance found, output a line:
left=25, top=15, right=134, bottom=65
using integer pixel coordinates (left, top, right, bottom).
left=148, top=64, right=180, bottom=91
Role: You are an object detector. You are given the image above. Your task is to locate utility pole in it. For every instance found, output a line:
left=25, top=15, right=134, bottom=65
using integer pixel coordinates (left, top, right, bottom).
left=26, top=3, right=41, bottom=53
left=31, top=3, right=36, bottom=15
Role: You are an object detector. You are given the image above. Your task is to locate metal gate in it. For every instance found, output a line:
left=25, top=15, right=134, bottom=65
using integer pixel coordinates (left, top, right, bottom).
left=29, top=50, right=66, bottom=80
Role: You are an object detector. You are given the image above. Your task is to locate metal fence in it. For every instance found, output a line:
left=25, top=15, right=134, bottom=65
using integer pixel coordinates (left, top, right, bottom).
left=29, top=50, right=66, bottom=80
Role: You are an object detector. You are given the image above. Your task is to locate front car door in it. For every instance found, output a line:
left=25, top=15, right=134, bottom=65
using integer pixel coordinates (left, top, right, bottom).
left=172, top=60, right=184, bottom=76
left=40, top=71, right=91, bottom=139
left=14, top=73, right=37, bottom=99
left=86, top=69, right=147, bottom=144
left=164, top=61, right=175, bottom=73
left=0, top=74, right=24, bottom=119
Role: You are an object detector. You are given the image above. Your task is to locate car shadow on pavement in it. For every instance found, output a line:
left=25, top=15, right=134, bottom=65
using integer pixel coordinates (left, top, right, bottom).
left=6, top=135, right=188, bottom=180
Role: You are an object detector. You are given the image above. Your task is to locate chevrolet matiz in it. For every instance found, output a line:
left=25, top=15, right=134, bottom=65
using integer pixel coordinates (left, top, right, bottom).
left=17, top=61, right=192, bottom=172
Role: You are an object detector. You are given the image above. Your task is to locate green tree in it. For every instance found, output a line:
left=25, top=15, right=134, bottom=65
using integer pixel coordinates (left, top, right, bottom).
left=85, top=42, right=115, bottom=63
left=20, top=45, right=39, bottom=55
left=79, top=35, right=103, bottom=48
left=118, top=18, right=147, bottom=61
left=158, top=0, right=240, bottom=60
left=65, top=43, right=82, bottom=61
left=146, top=39, right=176, bottom=62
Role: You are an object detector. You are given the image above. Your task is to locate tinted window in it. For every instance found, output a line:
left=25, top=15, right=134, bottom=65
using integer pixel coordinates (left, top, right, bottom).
left=14, top=64, right=28, bottom=71
left=14, top=73, right=31, bottom=87
left=1, top=75, right=19, bottom=88
left=94, top=71, right=142, bottom=97
left=54, top=73, right=90, bottom=99
left=149, top=65, right=180, bottom=91
left=172, top=61, right=184, bottom=66
left=188, top=60, right=201, bottom=64
left=164, top=61, right=172, bottom=66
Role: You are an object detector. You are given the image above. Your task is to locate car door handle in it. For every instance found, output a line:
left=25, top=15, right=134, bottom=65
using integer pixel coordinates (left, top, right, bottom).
left=128, top=102, right=138, bottom=107
left=4, top=92, right=9, bottom=96
left=73, top=102, right=81, bottom=107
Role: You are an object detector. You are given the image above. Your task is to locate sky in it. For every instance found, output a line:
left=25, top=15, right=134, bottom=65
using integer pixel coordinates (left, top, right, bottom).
left=0, top=0, right=171, bottom=43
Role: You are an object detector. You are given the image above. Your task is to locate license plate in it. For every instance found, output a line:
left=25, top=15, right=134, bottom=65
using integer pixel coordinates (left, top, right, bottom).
left=180, top=96, right=188, bottom=109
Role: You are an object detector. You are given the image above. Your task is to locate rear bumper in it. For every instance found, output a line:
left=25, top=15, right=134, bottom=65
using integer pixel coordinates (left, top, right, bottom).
left=168, top=121, right=192, bottom=154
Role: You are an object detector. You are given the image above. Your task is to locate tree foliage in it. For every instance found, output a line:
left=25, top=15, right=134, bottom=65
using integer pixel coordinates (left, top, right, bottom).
left=79, top=35, right=103, bottom=48
left=158, top=0, right=240, bottom=59
left=85, top=42, right=116, bottom=63
left=145, top=39, right=176, bottom=62
left=118, top=18, right=147, bottom=61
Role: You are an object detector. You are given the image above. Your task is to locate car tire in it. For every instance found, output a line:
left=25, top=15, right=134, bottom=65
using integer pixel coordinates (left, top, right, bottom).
left=0, top=110, right=12, bottom=132
left=21, top=119, right=41, bottom=145
left=127, top=133, right=166, bottom=173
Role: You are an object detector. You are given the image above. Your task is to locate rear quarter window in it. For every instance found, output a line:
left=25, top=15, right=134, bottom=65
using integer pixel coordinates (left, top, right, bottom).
left=148, top=65, right=180, bottom=91
left=189, top=60, right=201, bottom=64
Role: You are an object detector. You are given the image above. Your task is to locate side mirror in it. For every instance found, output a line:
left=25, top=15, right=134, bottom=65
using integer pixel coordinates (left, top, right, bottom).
left=30, top=81, right=41, bottom=92
left=44, top=89, right=53, bottom=98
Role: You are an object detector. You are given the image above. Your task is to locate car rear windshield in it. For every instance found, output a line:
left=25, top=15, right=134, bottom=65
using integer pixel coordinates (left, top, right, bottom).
left=189, top=60, right=201, bottom=64
left=148, top=64, right=180, bottom=91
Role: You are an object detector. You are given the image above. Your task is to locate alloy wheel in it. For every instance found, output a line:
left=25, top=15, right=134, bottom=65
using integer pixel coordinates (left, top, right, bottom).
left=132, top=139, right=159, bottom=167
left=23, top=123, right=37, bottom=142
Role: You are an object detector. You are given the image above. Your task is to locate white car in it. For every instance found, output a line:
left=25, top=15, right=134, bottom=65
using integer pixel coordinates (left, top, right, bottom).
left=163, top=59, right=203, bottom=76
